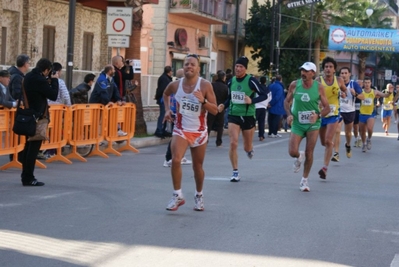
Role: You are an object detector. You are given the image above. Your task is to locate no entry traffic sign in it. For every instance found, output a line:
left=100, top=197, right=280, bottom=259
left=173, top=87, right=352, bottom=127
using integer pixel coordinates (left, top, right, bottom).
left=106, top=7, right=133, bottom=36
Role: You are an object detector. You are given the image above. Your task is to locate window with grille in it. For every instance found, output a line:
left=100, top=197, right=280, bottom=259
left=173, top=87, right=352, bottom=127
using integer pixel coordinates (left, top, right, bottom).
left=42, top=26, right=55, bottom=61
left=82, top=32, right=93, bottom=70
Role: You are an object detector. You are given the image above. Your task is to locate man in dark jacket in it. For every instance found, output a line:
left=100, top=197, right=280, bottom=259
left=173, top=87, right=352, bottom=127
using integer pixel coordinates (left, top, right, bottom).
left=8, top=54, right=30, bottom=100
left=89, top=65, right=122, bottom=105
left=112, top=55, right=134, bottom=98
left=20, top=58, right=59, bottom=186
left=70, top=73, right=96, bottom=104
left=0, top=70, right=17, bottom=108
left=154, top=66, right=173, bottom=138
left=207, top=70, right=228, bottom=147
left=267, top=75, right=286, bottom=138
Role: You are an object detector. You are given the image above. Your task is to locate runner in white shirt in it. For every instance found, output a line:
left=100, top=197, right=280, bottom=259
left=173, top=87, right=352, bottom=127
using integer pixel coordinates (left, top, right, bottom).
left=163, top=54, right=218, bottom=212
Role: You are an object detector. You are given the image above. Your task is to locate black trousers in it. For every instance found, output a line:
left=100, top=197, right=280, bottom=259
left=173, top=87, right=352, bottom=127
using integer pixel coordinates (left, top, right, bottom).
left=21, top=140, right=42, bottom=183
left=256, top=108, right=266, bottom=138
left=268, top=112, right=282, bottom=136
left=207, top=110, right=225, bottom=146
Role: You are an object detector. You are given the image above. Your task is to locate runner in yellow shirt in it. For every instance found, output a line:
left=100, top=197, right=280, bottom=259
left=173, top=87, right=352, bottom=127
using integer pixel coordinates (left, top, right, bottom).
left=359, top=77, right=391, bottom=152
left=380, top=83, right=394, bottom=135
left=315, top=57, right=347, bottom=179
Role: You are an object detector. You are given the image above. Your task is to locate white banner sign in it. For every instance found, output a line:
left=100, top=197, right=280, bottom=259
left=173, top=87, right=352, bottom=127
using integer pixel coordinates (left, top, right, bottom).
left=106, top=7, right=133, bottom=36
left=385, top=69, right=392, bottom=80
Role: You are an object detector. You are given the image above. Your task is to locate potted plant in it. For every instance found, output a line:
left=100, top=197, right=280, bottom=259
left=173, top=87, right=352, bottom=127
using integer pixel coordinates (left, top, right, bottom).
left=179, top=0, right=191, bottom=7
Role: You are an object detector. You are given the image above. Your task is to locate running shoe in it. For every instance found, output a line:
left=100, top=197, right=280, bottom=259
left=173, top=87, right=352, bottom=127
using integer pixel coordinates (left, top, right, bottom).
left=293, top=151, right=305, bottom=173
left=166, top=194, right=185, bottom=211
left=397, top=136, right=399, bottom=141
left=247, top=150, right=254, bottom=159
left=385, top=131, right=389, bottom=136
left=345, top=144, right=352, bottom=158
left=299, top=179, right=310, bottom=192
left=117, top=130, right=128, bottom=137
left=354, top=139, right=358, bottom=148
left=268, top=134, right=275, bottom=138
left=358, top=139, right=363, bottom=148
left=318, top=167, right=327, bottom=179
left=193, top=194, right=204, bottom=211
left=362, top=144, right=367, bottom=152
left=163, top=160, right=171, bottom=167
left=230, top=171, right=240, bottom=182
left=181, top=157, right=192, bottom=165
left=275, top=134, right=282, bottom=138
left=366, top=138, right=372, bottom=150
left=331, top=152, right=339, bottom=162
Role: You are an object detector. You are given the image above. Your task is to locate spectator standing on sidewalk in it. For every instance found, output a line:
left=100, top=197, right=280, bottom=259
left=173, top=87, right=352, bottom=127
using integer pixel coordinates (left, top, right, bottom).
left=70, top=73, right=96, bottom=104
left=8, top=54, right=30, bottom=100
left=20, top=58, right=59, bottom=186
left=207, top=70, right=228, bottom=147
left=112, top=55, right=134, bottom=99
left=267, top=75, right=285, bottom=138
left=255, top=76, right=271, bottom=141
left=154, top=66, right=173, bottom=138
left=48, top=62, right=71, bottom=106
left=0, top=70, right=17, bottom=108
left=89, top=65, right=126, bottom=137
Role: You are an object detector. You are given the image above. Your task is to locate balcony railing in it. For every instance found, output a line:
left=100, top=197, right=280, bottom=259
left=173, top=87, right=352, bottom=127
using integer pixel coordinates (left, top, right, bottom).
left=170, top=0, right=232, bottom=22
left=215, top=17, right=245, bottom=38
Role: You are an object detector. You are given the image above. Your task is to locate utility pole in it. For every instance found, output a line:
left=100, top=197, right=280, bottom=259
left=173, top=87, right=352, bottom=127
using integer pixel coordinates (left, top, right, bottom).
left=233, top=0, right=240, bottom=73
left=66, top=0, right=76, bottom=89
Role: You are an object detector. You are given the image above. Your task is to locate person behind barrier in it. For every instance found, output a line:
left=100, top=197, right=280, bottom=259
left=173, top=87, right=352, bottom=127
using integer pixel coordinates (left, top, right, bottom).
left=8, top=54, right=30, bottom=100
left=112, top=55, right=134, bottom=98
left=20, top=58, right=59, bottom=187
left=89, top=65, right=127, bottom=137
left=163, top=54, right=218, bottom=212
left=89, top=65, right=123, bottom=106
left=48, top=62, right=71, bottom=106
left=70, top=73, right=96, bottom=104
left=0, top=70, right=17, bottom=108
left=154, top=66, right=173, bottom=138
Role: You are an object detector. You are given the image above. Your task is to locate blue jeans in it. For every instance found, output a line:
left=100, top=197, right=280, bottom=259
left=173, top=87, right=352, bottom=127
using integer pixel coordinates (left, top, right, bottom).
left=155, top=102, right=165, bottom=135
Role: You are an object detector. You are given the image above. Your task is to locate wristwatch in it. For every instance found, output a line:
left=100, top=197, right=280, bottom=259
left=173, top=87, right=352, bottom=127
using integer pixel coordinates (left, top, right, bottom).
left=202, top=99, right=207, bottom=104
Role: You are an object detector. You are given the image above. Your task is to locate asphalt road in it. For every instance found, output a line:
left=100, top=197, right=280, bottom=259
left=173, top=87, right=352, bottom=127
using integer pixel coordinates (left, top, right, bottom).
left=1, top=118, right=398, bottom=267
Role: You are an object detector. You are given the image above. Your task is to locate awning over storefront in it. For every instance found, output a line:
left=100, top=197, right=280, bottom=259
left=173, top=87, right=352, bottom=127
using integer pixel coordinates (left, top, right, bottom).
left=171, top=52, right=210, bottom=64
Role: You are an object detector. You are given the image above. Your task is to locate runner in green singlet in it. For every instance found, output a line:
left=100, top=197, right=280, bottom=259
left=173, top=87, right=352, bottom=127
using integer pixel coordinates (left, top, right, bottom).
left=284, top=62, right=330, bottom=192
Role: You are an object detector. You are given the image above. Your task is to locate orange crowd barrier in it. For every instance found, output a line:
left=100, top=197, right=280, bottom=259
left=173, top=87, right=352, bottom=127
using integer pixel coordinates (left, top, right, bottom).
left=65, top=104, right=108, bottom=162
left=102, top=103, right=139, bottom=156
left=40, top=104, right=72, bottom=165
left=0, top=107, right=25, bottom=170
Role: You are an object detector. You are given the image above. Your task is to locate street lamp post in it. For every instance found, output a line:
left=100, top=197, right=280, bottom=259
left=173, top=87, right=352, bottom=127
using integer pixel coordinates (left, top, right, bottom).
left=366, top=7, right=378, bottom=88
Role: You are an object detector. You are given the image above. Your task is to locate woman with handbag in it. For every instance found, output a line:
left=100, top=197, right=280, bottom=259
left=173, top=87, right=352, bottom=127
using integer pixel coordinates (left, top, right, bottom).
left=19, top=58, right=59, bottom=186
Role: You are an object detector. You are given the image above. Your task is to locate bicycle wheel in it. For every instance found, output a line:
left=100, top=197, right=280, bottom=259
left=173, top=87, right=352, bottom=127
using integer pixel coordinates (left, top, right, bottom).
left=76, top=144, right=94, bottom=157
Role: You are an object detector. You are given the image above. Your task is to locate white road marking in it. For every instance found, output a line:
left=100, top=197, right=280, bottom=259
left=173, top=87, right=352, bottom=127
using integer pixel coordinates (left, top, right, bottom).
left=391, top=254, right=399, bottom=267
left=205, top=177, right=230, bottom=181
left=0, top=191, right=78, bottom=208
left=370, top=229, right=399, bottom=236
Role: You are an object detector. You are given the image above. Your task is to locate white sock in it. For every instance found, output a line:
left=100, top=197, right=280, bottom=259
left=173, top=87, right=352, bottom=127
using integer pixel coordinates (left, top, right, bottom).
left=301, top=177, right=308, bottom=181
left=173, top=189, right=182, bottom=197
left=195, top=191, right=203, bottom=196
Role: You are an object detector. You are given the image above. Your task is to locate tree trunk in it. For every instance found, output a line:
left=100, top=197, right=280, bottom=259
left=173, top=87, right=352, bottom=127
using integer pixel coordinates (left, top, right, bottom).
left=314, top=39, right=321, bottom=76
left=125, top=1, right=147, bottom=135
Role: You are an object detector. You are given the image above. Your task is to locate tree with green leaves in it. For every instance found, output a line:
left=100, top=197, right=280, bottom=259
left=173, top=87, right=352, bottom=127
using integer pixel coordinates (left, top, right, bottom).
left=244, top=0, right=273, bottom=76
left=329, top=0, right=392, bottom=80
